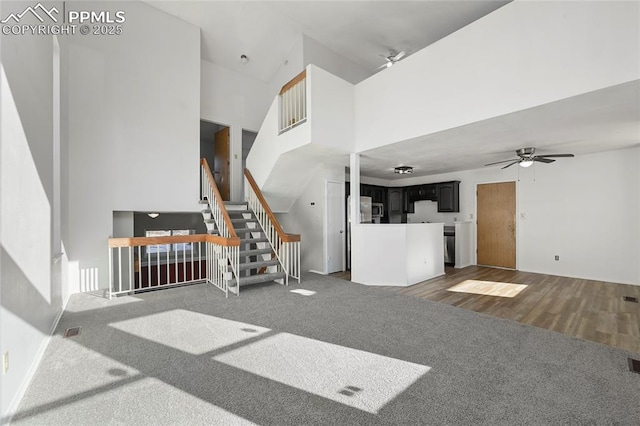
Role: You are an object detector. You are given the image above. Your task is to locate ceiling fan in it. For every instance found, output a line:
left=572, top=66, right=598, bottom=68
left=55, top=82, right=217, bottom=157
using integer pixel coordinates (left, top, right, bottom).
left=378, top=50, right=406, bottom=69
left=485, top=147, right=575, bottom=169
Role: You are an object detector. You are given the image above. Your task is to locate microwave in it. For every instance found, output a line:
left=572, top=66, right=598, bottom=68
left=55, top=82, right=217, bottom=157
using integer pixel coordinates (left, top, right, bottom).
left=372, top=203, right=384, bottom=217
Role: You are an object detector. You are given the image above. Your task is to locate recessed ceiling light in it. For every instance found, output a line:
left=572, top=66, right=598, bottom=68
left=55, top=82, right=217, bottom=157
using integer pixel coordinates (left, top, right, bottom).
left=240, top=54, right=249, bottom=64
left=148, top=213, right=160, bottom=219
left=394, top=166, right=413, bottom=174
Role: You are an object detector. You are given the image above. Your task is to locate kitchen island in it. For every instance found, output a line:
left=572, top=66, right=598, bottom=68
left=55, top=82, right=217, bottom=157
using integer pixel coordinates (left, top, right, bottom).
left=350, top=223, right=444, bottom=287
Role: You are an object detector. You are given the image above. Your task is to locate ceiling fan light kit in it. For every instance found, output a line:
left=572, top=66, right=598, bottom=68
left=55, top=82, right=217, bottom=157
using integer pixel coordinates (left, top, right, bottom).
left=394, top=166, right=414, bottom=174
left=484, top=147, right=574, bottom=170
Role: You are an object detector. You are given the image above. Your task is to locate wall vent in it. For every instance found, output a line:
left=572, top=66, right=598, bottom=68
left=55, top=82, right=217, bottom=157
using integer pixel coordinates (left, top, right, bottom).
left=623, top=296, right=639, bottom=303
left=628, top=358, right=640, bottom=374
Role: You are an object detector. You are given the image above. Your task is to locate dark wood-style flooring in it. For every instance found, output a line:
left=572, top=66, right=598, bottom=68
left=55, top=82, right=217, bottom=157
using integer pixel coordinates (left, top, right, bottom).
left=331, top=266, right=640, bottom=354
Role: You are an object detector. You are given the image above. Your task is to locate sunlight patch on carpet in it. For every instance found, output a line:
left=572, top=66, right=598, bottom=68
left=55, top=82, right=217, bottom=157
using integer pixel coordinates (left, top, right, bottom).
left=290, top=289, right=316, bottom=296
left=213, top=333, right=430, bottom=414
left=109, top=310, right=271, bottom=355
left=447, top=280, right=527, bottom=297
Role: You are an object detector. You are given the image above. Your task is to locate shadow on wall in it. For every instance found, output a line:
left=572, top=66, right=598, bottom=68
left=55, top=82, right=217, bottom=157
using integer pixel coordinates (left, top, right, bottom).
left=0, top=248, right=60, bottom=336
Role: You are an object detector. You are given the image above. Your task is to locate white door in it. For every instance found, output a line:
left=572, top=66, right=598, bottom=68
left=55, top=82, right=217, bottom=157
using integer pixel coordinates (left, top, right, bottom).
left=326, top=181, right=344, bottom=273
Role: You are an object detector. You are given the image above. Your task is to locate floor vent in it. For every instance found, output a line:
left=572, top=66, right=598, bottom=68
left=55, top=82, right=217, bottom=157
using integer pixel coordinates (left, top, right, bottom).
left=63, top=327, right=81, bottom=338
left=623, top=296, right=639, bottom=303
left=629, top=358, right=640, bottom=374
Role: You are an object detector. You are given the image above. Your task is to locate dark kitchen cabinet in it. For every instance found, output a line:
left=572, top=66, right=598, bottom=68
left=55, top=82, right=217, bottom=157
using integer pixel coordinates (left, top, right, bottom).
left=423, top=184, right=437, bottom=201
left=371, top=186, right=385, bottom=204
left=360, top=184, right=385, bottom=204
left=437, top=181, right=460, bottom=212
left=405, top=186, right=421, bottom=203
left=404, top=189, right=414, bottom=214
left=389, top=189, right=403, bottom=214
left=406, top=184, right=437, bottom=203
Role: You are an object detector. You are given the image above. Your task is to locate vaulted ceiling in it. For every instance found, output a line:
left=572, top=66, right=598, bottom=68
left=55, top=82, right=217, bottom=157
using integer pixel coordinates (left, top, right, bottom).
left=147, top=1, right=639, bottom=178
left=147, top=0, right=509, bottom=82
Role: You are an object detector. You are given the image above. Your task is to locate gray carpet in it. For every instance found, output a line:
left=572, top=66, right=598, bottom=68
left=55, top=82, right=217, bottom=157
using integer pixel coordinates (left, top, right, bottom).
left=9, top=273, right=640, bottom=425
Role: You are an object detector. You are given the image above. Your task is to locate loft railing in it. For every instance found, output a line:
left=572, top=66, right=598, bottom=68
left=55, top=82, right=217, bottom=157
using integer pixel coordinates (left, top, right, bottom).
left=108, top=234, right=240, bottom=298
left=244, top=168, right=301, bottom=284
left=279, top=69, right=307, bottom=133
left=201, top=158, right=241, bottom=290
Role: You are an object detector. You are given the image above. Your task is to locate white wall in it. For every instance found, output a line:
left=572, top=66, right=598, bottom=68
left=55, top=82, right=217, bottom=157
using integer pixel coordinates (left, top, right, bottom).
left=247, top=65, right=355, bottom=212
left=302, top=35, right=371, bottom=85
left=276, top=164, right=345, bottom=274
left=200, top=59, right=272, bottom=202
left=0, top=1, right=65, bottom=417
left=65, top=1, right=200, bottom=293
left=309, top=65, right=355, bottom=153
left=267, top=34, right=304, bottom=100
left=387, top=148, right=640, bottom=285
left=355, top=0, right=640, bottom=151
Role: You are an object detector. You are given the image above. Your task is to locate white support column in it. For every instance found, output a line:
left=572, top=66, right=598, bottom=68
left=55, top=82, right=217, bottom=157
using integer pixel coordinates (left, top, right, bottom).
left=349, top=153, right=360, bottom=223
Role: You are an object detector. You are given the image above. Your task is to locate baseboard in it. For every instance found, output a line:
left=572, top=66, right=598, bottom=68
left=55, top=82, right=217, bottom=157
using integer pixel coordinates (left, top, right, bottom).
left=309, top=269, right=327, bottom=275
left=3, top=294, right=70, bottom=425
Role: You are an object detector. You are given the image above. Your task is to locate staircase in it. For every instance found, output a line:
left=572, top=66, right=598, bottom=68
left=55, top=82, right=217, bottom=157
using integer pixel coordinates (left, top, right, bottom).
left=200, top=199, right=286, bottom=289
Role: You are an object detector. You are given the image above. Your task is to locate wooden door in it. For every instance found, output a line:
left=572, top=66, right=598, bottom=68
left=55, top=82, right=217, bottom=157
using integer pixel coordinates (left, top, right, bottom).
left=477, top=182, right=516, bottom=269
left=214, top=127, right=230, bottom=200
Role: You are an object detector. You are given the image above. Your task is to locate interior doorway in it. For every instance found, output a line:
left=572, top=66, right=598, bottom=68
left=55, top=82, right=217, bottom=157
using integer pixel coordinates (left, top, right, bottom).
left=242, top=129, right=257, bottom=198
left=477, top=181, right=516, bottom=269
left=200, top=120, right=230, bottom=200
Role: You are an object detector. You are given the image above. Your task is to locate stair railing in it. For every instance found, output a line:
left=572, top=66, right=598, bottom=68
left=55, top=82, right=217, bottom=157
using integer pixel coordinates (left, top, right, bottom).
left=279, top=69, right=307, bottom=134
left=244, top=168, right=301, bottom=284
left=201, top=158, right=240, bottom=291
left=108, top=234, right=240, bottom=299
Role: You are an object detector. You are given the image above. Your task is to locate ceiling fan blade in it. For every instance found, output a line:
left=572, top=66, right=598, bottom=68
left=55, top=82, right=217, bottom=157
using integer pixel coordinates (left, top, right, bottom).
left=501, top=161, right=520, bottom=169
left=536, top=154, right=574, bottom=158
left=393, top=51, right=406, bottom=61
left=485, top=158, right=519, bottom=166
left=533, top=157, right=555, bottom=164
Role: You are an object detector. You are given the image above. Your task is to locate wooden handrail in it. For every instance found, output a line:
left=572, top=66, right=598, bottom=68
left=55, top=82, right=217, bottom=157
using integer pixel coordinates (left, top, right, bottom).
left=244, top=168, right=300, bottom=243
left=200, top=158, right=237, bottom=238
left=109, top=234, right=240, bottom=248
left=279, top=69, right=306, bottom=96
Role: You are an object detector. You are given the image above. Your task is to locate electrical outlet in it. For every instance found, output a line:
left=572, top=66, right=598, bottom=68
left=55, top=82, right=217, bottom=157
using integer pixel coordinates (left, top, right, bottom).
left=554, top=255, right=559, bottom=261
left=2, top=351, right=8, bottom=374
left=469, top=213, right=473, bottom=220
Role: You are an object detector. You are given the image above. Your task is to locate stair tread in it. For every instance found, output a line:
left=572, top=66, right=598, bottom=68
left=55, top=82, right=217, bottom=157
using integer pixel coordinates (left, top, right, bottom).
left=231, top=218, right=257, bottom=223
left=227, top=211, right=254, bottom=217
left=235, top=227, right=262, bottom=234
left=224, top=201, right=248, bottom=206
left=240, top=237, right=269, bottom=244
left=240, top=248, right=273, bottom=257
left=238, top=259, right=279, bottom=270
left=238, top=272, right=286, bottom=286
